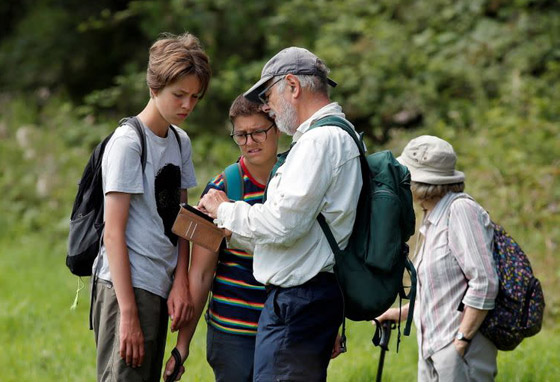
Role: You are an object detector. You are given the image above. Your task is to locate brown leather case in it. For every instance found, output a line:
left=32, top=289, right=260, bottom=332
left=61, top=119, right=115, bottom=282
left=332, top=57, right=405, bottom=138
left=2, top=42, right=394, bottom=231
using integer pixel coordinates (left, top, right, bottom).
left=172, top=204, right=225, bottom=252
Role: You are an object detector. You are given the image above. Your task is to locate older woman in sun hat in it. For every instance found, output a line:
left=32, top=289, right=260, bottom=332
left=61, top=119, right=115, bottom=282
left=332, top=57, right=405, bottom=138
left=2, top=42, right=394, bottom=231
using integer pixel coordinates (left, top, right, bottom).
left=376, top=135, right=499, bottom=382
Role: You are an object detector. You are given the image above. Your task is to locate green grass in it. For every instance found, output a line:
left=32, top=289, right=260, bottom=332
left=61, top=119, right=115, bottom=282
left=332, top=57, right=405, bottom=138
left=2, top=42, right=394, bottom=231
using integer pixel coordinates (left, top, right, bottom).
left=1, top=234, right=558, bottom=381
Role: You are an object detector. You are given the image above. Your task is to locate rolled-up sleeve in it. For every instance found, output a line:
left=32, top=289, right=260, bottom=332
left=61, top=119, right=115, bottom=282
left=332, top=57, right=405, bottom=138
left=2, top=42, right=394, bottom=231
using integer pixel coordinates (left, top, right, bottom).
left=448, top=200, right=499, bottom=310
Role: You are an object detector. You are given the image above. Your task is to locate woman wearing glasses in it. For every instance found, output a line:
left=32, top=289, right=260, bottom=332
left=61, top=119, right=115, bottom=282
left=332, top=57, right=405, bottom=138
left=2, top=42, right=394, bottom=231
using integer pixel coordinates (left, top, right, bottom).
left=164, top=95, right=280, bottom=382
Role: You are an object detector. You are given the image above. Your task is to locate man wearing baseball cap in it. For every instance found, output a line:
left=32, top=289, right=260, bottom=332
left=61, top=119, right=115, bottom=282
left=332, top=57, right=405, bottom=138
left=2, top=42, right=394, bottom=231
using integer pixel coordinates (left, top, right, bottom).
left=199, top=47, right=362, bottom=381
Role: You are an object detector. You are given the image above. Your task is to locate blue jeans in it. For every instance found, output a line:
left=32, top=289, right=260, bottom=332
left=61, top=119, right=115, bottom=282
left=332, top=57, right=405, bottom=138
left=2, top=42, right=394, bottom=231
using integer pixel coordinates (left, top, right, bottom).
left=253, top=273, right=343, bottom=382
left=206, top=324, right=256, bottom=382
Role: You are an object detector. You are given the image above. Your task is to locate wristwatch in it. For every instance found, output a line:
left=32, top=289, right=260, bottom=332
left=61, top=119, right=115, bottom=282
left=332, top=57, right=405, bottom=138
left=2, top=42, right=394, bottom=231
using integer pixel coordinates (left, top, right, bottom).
left=455, top=332, right=472, bottom=343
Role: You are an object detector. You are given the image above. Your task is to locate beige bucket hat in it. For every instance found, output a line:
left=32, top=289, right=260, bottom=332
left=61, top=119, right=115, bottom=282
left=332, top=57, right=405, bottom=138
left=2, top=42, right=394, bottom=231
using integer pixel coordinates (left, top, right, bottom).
left=397, top=135, right=465, bottom=185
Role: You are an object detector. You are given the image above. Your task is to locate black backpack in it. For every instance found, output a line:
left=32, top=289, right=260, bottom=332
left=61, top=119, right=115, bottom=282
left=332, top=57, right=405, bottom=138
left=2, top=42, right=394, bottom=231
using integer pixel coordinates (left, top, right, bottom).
left=66, top=117, right=147, bottom=276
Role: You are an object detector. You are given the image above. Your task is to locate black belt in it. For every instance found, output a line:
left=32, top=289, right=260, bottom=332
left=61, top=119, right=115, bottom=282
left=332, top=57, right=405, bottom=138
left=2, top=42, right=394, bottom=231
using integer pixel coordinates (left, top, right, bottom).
left=265, top=272, right=336, bottom=294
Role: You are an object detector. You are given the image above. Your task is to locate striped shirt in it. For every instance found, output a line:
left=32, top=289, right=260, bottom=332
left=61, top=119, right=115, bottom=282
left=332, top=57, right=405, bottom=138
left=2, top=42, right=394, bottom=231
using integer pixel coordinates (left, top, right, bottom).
left=201, top=157, right=266, bottom=336
left=414, top=192, right=498, bottom=359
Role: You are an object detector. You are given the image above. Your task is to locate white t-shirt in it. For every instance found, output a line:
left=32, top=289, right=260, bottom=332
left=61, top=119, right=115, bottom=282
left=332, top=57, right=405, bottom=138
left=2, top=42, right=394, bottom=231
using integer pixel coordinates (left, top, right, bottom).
left=96, top=121, right=196, bottom=298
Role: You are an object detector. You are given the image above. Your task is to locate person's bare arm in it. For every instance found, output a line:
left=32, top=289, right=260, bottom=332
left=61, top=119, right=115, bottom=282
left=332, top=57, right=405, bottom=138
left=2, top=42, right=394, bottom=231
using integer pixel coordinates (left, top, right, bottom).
left=454, top=306, right=489, bottom=356
left=163, top=244, right=219, bottom=380
left=168, top=190, right=194, bottom=332
left=104, top=192, right=144, bottom=368
left=374, top=304, right=409, bottom=324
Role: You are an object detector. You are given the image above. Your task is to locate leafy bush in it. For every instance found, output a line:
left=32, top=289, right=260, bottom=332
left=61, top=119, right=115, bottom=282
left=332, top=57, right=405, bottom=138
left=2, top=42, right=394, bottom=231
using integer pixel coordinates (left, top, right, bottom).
left=0, top=0, right=558, bottom=322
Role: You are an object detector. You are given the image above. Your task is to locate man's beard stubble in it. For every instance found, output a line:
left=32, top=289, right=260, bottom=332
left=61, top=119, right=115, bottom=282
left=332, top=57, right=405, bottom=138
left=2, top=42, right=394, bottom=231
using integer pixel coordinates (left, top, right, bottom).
left=272, top=95, right=298, bottom=136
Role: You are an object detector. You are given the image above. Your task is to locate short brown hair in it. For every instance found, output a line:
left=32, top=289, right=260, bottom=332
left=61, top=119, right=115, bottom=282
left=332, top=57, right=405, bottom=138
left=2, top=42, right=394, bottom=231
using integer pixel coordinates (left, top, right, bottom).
left=411, top=181, right=465, bottom=202
left=146, top=32, right=211, bottom=98
left=229, top=95, right=274, bottom=127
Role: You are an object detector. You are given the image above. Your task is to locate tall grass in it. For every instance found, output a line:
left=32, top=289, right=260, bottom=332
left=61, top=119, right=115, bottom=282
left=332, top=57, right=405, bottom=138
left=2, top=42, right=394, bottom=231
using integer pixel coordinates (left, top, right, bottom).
left=1, top=234, right=558, bottom=381
left=1, top=90, right=558, bottom=381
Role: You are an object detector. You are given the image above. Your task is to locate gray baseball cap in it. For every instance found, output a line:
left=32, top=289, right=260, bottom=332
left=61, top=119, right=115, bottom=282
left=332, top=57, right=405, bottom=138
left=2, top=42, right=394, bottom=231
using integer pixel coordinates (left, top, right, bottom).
left=244, top=47, right=337, bottom=103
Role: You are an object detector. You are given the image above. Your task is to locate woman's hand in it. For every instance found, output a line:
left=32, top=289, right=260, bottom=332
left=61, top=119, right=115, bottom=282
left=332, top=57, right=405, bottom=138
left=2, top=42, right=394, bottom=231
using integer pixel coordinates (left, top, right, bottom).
left=119, top=309, right=145, bottom=368
left=373, top=306, right=405, bottom=325
left=331, top=333, right=345, bottom=359
left=454, top=338, right=469, bottom=357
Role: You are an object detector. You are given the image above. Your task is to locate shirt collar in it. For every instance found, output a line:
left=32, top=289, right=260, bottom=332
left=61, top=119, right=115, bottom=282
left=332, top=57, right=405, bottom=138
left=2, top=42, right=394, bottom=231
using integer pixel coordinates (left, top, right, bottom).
left=292, top=102, right=345, bottom=143
left=424, top=192, right=467, bottom=227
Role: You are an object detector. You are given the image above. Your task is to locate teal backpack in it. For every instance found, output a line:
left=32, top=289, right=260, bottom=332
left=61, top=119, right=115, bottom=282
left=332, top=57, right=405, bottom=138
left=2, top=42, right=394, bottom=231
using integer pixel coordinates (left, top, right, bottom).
left=223, top=161, right=244, bottom=201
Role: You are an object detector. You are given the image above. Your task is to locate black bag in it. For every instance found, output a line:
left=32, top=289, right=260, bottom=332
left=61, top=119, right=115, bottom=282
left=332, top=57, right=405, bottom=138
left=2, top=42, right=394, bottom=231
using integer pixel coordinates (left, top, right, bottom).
left=66, top=117, right=147, bottom=276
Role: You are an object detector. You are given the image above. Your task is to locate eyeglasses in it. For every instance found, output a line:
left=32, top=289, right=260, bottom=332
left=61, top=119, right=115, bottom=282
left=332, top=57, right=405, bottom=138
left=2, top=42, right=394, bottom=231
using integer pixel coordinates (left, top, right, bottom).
left=231, top=123, right=276, bottom=146
left=258, top=76, right=285, bottom=105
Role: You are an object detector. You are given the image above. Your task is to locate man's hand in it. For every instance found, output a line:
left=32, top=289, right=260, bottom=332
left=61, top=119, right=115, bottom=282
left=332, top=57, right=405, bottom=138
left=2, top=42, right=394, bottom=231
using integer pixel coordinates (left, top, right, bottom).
left=119, top=310, right=145, bottom=368
left=167, top=276, right=193, bottom=332
left=198, top=189, right=230, bottom=219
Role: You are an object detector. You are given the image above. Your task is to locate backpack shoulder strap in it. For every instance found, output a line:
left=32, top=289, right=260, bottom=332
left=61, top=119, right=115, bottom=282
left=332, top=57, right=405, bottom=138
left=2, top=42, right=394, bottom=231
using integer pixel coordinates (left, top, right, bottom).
left=169, top=125, right=184, bottom=179
left=169, top=125, right=183, bottom=155
left=311, top=115, right=370, bottom=193
left=310, top=116, right=366, bottom=156
left=311, top=116, right=369, bottom=253
left=317, top=213, right=341, bottom=255
left=118, top=116, right=147, bottom=171
left=223, top=162, right=244, bottom=201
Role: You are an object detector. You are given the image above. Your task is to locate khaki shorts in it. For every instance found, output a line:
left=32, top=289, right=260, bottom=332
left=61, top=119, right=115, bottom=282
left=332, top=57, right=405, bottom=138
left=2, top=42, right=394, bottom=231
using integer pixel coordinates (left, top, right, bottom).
left=92, top=280, right=168, bottom=382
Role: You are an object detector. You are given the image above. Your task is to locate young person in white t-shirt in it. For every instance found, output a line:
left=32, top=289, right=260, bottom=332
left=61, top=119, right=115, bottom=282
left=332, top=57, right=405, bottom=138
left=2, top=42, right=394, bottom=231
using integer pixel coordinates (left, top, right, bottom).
left=91, top=32, right=211, bottom=382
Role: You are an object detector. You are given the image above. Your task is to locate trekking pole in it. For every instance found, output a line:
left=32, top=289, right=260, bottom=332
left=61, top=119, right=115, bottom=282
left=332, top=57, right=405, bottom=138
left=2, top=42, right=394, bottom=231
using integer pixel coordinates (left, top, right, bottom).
left=372, top=319, right=395, bottom=382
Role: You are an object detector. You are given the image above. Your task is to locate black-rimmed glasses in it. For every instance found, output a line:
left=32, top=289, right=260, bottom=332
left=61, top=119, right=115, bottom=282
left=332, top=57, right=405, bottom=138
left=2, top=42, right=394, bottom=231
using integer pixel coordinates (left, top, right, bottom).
left=258, top=76, right=285, bottom=105
left=230, top=123, right=276, bottom=146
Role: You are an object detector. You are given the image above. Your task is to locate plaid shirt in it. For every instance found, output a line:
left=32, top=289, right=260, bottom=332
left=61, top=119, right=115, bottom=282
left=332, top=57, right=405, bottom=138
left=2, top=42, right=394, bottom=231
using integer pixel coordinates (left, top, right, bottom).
left=414, top=192, right=498, bottom=359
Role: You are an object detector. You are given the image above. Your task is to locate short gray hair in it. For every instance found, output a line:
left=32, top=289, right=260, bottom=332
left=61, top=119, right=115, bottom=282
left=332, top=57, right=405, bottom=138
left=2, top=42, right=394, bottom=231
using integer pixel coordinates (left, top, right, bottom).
left=277, top=58, right=330, bottom=95
left=411, top=181, right=465, bottom=202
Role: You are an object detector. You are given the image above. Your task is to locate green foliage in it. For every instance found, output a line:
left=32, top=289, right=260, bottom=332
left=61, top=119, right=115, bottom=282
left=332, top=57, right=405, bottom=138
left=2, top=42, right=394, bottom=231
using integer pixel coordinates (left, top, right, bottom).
left=0, top=0, right=149, bottom=99
left=0, top=1, right=559, bottom=379
left=2, top=0, right=558, bottom=142
left=388, top=96, right=560, bottom=320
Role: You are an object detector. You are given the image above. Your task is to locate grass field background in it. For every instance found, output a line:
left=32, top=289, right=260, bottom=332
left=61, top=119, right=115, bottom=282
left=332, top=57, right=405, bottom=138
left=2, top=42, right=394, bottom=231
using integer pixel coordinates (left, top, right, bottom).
left=1, top=233, right=558, bottom=382
left=1, top=2, right=559, bottom=380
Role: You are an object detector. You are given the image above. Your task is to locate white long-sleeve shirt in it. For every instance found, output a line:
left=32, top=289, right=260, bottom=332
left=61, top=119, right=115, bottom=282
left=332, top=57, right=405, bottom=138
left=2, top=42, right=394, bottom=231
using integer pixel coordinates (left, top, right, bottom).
left=216, top=103, right=362, bottom=287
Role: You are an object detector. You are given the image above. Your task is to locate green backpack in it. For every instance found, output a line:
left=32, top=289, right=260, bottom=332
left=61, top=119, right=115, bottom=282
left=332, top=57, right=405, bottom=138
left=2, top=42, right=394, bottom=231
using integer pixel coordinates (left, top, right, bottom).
left=222, top=120, right=417, bottom=352
left=311, top=116, right=417, bottom=335
left=262, top=116, right=417, bottom=338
